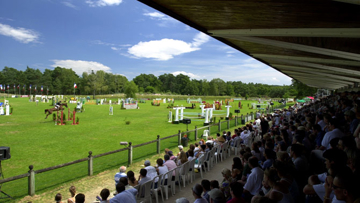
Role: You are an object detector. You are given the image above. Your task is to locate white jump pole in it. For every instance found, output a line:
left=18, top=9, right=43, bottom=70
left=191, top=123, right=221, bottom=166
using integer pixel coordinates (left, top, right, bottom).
left=209, top=108, right=213, bottom=121
left=5, top=104, right=10, bottom=116
left=226, top=105, right=232, bottom=119
left=204, top=108, right=210, bottom=126
left=173, top=107, right=180, bottom=124
left=200, top=104, right=205, bottom=117
left=179, top=107, right=185, bottom=122
left=0, top=106, right=4, bottom=115
left=213, top=103, right=215, bottom=110
left=168, top=111, right=172, bottom=123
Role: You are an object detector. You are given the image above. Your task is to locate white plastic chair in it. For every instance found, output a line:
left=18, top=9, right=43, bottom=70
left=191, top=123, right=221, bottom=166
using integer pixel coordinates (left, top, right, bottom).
left=170, top=167, right=181, bottom=195
left=150, top=174, right=164, bottom=203
left=179, top=161, right=190, bottom=187
left=188, top=158, right=197, bottom=183
left=231, top=139, right=242, bottom=155
left=194, top=154, right=206, bottom=178
left=202, top=151, right=211, bottom=172
left=161, top=170, right=173, bottom=200
left=137, top=179, right=153, bottom=203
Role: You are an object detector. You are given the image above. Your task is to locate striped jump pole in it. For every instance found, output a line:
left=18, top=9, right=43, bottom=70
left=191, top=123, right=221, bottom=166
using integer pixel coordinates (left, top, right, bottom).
left=72, top=110, right=76, bottom=125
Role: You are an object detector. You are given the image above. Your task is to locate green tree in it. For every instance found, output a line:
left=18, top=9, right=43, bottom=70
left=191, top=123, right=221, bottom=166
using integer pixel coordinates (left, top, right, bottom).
left=145, top=86, right=155, bottom=93
left=124, top=81, right=138, bottom=98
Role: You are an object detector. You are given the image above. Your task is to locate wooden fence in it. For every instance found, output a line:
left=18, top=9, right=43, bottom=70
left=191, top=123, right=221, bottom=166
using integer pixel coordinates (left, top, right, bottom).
left=0, top=104, right=284, bottom=197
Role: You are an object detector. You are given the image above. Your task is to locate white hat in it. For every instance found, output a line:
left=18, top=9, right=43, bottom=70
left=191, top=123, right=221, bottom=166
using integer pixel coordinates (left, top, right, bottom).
left=178, top=145, right=183, bottom=150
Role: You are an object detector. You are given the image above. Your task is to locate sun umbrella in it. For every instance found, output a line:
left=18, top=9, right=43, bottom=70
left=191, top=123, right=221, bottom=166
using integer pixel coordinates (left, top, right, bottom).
left=297, top=100, right=306, bottom=103
left=307, top=96, right=314, bottom=100
left=303, top=97, right=311, bottom=101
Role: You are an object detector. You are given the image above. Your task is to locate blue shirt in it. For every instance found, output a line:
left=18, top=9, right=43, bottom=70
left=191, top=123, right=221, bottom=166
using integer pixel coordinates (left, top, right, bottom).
left=114, top=172, right=127, bottom=185
left=110, top=188, right=137, bottom=203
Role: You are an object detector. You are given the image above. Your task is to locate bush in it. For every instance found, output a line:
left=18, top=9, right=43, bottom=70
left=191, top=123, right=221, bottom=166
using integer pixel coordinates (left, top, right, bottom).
left=53, top=113, right=56, bottom=121
left=125, top=121, right=131, bottom=125
left=76, top=117, right=79, bottom=123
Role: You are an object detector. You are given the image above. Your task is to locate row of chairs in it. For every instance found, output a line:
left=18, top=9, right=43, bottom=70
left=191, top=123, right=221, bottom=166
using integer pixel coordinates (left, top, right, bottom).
left=136, top=139, right=246, bottom=203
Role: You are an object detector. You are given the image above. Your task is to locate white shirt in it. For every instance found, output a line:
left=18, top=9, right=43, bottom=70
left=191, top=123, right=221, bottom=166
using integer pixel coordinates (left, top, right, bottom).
left=244, top=167, right=264, bottom=195
left=321, top=128, right=344, bottom=149
left=145, top=166, right=157, bottom=180
left=240, top=131, right=250, bottom=145
left=157, top=165, right=169, bottom=180
left=317, top=120, right=326, bottom=131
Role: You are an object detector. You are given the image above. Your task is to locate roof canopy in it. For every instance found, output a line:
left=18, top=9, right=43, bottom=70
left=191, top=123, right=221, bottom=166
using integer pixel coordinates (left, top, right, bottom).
left=138, top=0, right=360, bottom=90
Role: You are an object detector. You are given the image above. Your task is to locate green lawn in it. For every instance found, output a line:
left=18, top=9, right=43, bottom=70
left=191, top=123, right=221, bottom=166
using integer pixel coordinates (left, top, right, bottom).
left=0, top=97, right=267, bottom=201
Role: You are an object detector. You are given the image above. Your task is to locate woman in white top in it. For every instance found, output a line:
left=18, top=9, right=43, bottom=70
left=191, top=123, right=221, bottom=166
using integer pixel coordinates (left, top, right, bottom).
left=156, top=158, right=169, bottom=184
left=187, top=150, right=194, bottom=162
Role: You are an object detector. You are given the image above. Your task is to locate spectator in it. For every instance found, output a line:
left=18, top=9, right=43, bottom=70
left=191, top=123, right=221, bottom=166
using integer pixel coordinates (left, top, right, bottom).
left=261, top=149, right=274, bottom=170
left=114, top=166, right=127, bottom=185
left=262, top=168, right=294, bottom=202
left=120, top=177, right=133, bottom=190
left=251, top=143, right=262, bottom=161
left=110, top=182, right=137, bottom=203
left=232, top=157, right=243, bottom=171
left=177, top=145, right=184, bottom=157
left=168, top=151, right=176, bottom=161
left=67, top=186, right=77, bottom=203
left=209, top=186, right=226, bottom=203
left=192, top=183, right=208, bottom=203
left=75, top=193, right=85, bottom=203
left=290, top=144, right=308, bottom=173
left=243, top=157, right=264, bottom=202
left=138, top=169, right=151, bottom=185
left=126, top=171, right=138, bottom=187
left=220, top=168, right=232, bottom=200
left=201, top=179, right=211, bottom=203
left=99, top=188, right=110, bottom=203
left=55, top=193, right=63, bottom=203
left=177, top=151, right=188, bottom=166
left=164, top=154, right=177, bottom=180
left=231, top=168, right=242, bottom=182
left=144, top=160, right=157, bottom=180
left=241, top=153, right=252, bottom=181
left=176, top=197, right=190, bottom=203
left=188, top=150, right=195, bottom=162
left=227, top=182, right=245, bottom=203
left=156, top=158, right=169, bottom=185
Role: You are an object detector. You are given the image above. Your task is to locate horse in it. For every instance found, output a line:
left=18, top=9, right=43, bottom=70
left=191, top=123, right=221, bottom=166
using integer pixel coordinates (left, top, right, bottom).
left=45, top=103, right=68, bottom=119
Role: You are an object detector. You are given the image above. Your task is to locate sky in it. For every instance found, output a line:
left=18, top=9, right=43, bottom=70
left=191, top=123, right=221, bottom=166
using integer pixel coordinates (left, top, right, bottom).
left=0, top=0, right=292, bottom=85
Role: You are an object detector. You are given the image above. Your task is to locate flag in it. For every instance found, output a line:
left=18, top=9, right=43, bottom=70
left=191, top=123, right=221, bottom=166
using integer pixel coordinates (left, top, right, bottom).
left=41, top=85, right=43, bottom=91
left=17, top=84, right=19, bottom=89
left=74, top=83, right=77, bottom=88
left=7, top=84, right=9, bottom=89
left=29, top=84, right=32, bottom=90
left=35, top=85, right=37, bottom=91
left=0, top=84, right=2, bottom=90
left=23, top=84, right=25, bottom=89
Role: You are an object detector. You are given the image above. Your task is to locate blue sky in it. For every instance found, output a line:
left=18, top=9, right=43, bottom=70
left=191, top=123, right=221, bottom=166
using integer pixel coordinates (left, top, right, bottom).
left=0, top=0, right=291, bottom=85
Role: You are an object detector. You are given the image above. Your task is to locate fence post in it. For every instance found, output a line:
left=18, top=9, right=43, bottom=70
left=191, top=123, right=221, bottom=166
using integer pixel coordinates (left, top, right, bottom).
left=218, top=120, right=221, bottom=132
left=241, top=114, right=244, bottom=125
left=227, top=119, right=230, bottom=129
left=88, top=151, right=93, bottom=176
left=157, top=135, right=160, bottom=154
left=128, top=142, right=133, bottom=167
left=28, top=165, right=35, bottom=196
left=246, top=113, right=249, bottom=122
left=195, top=126, right=198, bottom=141
left=178, top=130, right=181, bottom=145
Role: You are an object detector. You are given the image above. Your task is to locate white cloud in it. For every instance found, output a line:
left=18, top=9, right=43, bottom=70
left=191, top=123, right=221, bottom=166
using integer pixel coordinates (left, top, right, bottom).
left=86, top=0, right=122, bottom=7
left=191, top=32, right=210, bottom=47
left=111, top=47, right=118, bottom=50
left=127, top=32, right=209, bottom=61
left=62, top=1, right=77, bottom=9
left=172, top=71, right=201, bottom=79
left=0, top=23, right=39, bottom=43
left=242, top=57, right=266, bottom=69
left=143, top=11, right=178, bottom=27
left=51, top=60, right=111, bottom=76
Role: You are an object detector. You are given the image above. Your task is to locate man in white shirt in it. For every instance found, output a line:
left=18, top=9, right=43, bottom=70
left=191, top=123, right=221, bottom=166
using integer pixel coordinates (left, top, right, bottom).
left=243, top=156, right=264, bottom=202
left=320, top=118, right=344, bottom=150
left=144, top=160, right=157, bottom=181
left=240, top=130, right=250, bottom=146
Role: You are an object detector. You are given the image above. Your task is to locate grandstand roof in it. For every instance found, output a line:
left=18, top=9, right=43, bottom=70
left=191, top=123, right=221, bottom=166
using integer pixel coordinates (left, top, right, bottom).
left=138, top=0, right=360, bottom=90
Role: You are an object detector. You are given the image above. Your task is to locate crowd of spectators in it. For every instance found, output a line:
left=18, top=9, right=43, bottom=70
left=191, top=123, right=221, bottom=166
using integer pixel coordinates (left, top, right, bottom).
left=55, top=92, right=360, bottom=203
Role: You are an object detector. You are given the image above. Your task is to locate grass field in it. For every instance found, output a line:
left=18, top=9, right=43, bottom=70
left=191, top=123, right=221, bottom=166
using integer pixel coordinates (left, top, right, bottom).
left=0, top=96, right=264, bottom=201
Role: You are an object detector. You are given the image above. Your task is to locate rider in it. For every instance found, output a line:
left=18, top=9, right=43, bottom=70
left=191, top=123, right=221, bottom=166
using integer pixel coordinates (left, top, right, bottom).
left=55, top=101, right=62, bottom=109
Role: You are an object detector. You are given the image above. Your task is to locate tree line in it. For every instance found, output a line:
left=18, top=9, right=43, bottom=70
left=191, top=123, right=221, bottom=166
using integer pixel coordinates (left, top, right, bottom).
left=0, top=66, right=317, bottom=98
